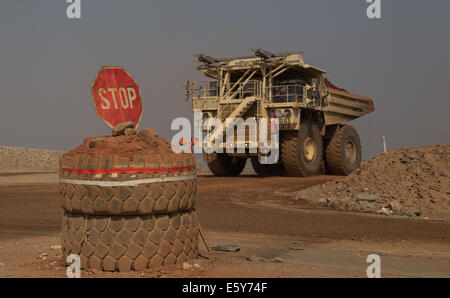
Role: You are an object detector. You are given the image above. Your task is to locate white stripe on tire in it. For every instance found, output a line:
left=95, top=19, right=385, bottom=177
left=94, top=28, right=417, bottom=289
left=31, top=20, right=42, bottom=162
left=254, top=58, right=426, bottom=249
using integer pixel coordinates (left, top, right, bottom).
left=59, top=175, right=196, bottom=187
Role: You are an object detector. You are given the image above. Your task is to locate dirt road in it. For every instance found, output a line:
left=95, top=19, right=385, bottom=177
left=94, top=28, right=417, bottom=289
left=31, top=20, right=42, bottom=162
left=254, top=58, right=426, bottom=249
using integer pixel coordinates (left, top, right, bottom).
left=0, top=173, right=449, bottom=277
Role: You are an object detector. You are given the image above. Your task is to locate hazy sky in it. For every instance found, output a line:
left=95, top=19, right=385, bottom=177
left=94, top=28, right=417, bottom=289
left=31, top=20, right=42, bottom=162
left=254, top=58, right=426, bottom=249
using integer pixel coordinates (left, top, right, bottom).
left=0, top=0, right=449, bottom=159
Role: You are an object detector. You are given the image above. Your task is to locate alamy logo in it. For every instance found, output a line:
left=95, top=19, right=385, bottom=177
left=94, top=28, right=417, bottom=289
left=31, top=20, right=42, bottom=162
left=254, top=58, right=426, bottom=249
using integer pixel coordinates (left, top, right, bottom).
left=366, top=254, right=381, bottom=278
left=66, top=0, right=81, bottom=19
left=171, top=111, right=280, bottom=164
left=66, top=254, right=81, bottom=278
left=366, top=0, right=381, bottom=19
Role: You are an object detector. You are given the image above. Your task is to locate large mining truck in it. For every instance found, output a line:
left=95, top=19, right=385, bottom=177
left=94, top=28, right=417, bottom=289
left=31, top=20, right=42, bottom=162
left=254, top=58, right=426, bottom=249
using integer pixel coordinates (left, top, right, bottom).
left=185, top=48, right=374, bottom=177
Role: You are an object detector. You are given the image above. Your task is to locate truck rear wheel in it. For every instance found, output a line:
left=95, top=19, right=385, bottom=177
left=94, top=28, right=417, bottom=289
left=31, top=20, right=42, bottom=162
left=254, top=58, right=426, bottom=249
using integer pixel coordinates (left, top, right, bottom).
left=281, top=121, right=323, bottom=177
left=205, top=153, right=246, bottom=176
left=250, top=157, right=286, bottom=176
left=325, top=125, right=361, bottom=175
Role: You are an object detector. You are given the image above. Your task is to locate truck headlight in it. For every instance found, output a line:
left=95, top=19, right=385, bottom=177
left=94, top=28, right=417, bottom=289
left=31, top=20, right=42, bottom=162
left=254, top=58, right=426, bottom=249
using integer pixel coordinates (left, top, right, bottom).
left=283, top=109, right=292, bottom=117
left=274, top=109, right=283, bottom=118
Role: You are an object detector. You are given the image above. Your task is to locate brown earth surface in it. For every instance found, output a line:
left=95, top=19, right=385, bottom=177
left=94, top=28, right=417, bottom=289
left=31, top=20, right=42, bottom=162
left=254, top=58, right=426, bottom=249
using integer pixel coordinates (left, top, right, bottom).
left=0, top=173, right=449, bottom=278
left=297, top=144, right=450, bottom=220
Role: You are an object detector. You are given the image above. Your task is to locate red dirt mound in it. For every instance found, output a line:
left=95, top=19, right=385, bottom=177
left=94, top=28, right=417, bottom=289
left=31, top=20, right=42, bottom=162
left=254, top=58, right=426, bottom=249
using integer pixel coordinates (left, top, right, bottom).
left=67, top=130, right=176, bottom=158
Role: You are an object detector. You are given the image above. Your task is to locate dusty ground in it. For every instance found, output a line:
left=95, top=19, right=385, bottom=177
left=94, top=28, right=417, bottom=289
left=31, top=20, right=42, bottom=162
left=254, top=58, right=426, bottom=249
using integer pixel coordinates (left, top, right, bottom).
left=0, top=172, right=449, bottom=278
left=0, top=172, right=59, bottom=186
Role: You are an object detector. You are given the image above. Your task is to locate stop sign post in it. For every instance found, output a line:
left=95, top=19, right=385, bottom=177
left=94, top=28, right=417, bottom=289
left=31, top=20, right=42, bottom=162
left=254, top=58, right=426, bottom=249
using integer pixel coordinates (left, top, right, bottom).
left=91, top=66, right=143, bottom=129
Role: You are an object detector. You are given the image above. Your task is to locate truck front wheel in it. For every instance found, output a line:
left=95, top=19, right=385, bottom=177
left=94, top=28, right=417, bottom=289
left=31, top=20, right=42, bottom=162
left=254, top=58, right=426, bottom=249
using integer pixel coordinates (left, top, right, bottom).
left=281, top=121, right=323, bottom=177
left=205, top=153, right=246, bottom=176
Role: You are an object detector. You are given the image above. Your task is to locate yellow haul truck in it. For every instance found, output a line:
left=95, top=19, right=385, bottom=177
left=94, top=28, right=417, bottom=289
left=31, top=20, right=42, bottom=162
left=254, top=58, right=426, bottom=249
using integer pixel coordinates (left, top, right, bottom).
left=185, top=49, right=374, bottom=177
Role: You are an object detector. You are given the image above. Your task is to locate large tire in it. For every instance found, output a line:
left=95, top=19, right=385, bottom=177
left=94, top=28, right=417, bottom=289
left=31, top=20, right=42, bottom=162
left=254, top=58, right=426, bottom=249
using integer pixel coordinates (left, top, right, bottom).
left=61, top=209, right=199, bottom=272
left=205, top=153, right=246, bottom=177
left=325, top=125, right=361, bottom=175
left=280, top=121, right=323, bottom=177
left=59, top=153, right=196, bottom=216
left=250, top=157, right=286, bottom=176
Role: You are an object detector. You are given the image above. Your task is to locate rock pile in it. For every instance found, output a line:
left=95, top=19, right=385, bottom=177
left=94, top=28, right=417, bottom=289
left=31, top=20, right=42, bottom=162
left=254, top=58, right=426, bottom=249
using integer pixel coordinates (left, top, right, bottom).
left=296, top=144, right=450, bottom=220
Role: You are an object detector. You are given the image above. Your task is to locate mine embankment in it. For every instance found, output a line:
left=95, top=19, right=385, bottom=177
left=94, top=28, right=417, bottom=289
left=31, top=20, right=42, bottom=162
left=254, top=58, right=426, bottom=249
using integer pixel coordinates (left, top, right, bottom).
left=0, top=146, right=63, bottom=172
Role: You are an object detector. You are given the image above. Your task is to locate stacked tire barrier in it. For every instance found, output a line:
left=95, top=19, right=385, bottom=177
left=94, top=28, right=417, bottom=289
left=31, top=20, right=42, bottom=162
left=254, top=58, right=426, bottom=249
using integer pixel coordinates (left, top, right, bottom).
left=59, top=146, right=199, bottom=272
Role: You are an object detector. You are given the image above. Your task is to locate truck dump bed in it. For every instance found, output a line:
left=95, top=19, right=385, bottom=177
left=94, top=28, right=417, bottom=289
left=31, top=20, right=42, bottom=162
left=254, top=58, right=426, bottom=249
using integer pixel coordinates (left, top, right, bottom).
left=324, top=80, right=375, bottom=125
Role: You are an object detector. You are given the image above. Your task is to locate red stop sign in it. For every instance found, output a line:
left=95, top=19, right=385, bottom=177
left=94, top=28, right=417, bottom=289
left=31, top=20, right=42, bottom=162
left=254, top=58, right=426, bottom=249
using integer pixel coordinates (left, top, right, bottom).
left=91, top=66, right=143, bottom=129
